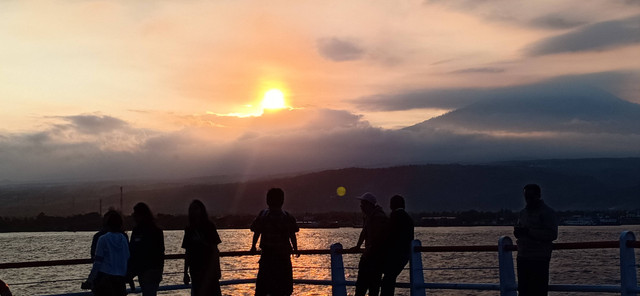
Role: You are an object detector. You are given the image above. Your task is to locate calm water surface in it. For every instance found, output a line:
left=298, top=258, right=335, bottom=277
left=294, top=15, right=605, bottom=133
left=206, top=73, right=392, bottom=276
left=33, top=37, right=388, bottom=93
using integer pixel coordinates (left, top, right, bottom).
left=1, top=226, right=639, bottom=295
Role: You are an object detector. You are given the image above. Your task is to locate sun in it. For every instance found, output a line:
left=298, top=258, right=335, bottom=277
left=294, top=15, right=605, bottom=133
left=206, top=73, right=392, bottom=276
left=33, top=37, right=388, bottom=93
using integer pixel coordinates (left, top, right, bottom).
left=261, top=89, right=286, bottom=110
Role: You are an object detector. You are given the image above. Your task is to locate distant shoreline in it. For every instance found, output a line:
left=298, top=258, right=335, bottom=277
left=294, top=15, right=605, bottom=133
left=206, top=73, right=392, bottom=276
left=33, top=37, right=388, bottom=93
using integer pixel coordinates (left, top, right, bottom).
left=2, top=209, right=639, bottom=232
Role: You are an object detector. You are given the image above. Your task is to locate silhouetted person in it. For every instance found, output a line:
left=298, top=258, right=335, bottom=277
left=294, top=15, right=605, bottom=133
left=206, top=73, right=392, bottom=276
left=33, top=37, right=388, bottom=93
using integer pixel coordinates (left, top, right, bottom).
left=84, top=210, right=133, bottom=291
left=0, top=279, right=12, bottom=296
left=381, top=195, right=414, bottom=296
left=182, top=200, right=222, bottom=296
left=128, top=202, right=165, bottom=296
left=350, top=193, right=389, bottom=296
left=87, top=210, right=130, bottom=296
left=250, top=188, right=299, bottom=296
left=90, top=214, right=110, bottom=261
left=514, top=184, right=558, bottom=296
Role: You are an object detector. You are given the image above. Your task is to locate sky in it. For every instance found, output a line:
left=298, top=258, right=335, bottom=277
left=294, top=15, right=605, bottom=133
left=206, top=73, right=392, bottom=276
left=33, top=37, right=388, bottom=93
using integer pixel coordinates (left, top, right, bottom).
left=1, top=0, right=639, bottom=182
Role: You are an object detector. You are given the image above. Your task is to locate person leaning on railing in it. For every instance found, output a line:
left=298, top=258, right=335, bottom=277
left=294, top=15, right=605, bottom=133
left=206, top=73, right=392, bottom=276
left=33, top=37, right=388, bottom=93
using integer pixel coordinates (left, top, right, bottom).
left=350, top=192, right=389, bottom=296
left=381, top=194, right=414, bottom=296
left=128, top=202, right=165, bottom=296
left=85, top=210, right=131, bottom=296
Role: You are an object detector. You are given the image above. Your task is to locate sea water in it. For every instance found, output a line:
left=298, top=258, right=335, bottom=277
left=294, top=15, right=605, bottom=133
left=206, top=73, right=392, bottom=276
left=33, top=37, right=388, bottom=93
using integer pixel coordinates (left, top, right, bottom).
left=1, top=226, right=639, bottom=296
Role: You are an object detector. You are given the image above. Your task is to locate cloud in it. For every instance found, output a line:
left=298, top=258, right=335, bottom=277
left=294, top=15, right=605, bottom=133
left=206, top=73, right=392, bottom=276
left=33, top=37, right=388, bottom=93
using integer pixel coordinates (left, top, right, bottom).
left=2, top=101, right=640, bottom=183
left=352, top=71, right=639, bottom=111
left=56, top=114, right=129, bottom=134
left=316, top=37, right=365, bottom=62
left=528, top=15, right=587, bottom=29
left=425, top=0, right=638, bottom=31
left=353, top=88, right=488, bottom=111
left=406, top=82, right=640, bottom=135
left=451, top=67, right=505, bottom=74
left=0, top=109, right=371, bottom=182
left=526, top=15, right=640, bottom=56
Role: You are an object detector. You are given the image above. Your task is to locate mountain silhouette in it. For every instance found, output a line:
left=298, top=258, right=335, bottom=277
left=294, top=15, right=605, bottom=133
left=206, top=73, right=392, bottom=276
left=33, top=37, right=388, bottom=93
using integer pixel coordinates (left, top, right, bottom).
left=405, top=82, right=640, bottom=134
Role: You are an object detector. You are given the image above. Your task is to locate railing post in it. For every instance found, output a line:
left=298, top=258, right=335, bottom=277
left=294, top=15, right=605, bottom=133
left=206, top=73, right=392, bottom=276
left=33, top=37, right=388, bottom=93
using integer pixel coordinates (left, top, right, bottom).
left=330, top=243, right=347, bottom=296
left=620, top=231, right=637, bottom=296
left=410, top=239, right=426, bottom=296
left=498, top=236, right=517, bottom=296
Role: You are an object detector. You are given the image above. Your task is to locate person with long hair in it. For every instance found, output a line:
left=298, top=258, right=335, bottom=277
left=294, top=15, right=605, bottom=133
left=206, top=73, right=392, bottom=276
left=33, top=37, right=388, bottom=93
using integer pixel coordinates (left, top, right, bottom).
left=87, top=210, right=130, bottom=296
left=129, top=202, right=165, bottom=296
left=182, top=200, right=222, bottom=296
left=381, top=195, right=414, bottom=296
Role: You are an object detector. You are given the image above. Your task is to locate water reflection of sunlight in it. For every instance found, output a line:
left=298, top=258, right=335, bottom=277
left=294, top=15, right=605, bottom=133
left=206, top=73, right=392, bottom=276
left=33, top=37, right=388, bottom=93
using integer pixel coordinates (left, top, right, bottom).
left=4, top=226, right=640, bottom=295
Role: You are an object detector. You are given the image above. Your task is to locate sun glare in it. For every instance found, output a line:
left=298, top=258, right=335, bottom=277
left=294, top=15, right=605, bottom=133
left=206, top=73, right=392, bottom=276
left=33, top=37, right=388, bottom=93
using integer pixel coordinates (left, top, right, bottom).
left=261, top=89, right=286, bottom=110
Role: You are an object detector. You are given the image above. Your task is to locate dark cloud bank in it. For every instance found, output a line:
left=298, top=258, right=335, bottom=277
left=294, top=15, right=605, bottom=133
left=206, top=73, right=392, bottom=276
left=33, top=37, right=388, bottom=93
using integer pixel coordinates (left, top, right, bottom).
left=526, top=15, right=640, bottom=56
left=2, top=72, right=640, bottom=183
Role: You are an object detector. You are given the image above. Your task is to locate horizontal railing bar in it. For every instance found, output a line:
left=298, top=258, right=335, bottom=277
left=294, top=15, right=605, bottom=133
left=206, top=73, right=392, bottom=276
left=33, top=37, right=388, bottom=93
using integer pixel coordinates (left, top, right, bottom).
left=42, top=281, right=634, bottom=296
left=420, top=282, right=501, bottom=290
left=416, top=245, right=498, bottom=252
left=417, top=283, right=624, bottom=293
left=553, top=241, right=619, bottom=250
left=548, top=284, right=620, bottom=292
left=423, top=266, right=498, bottom=270
left=0, top=258, right=92, bottom=269
left=415, top=241, right=624, bottom=253
left=43, top=279, right=360, bottom=296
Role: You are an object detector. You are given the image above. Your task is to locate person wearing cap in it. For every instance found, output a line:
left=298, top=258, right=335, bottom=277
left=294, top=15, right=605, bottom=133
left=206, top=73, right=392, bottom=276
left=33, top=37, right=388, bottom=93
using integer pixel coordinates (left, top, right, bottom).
left=350, top=192, right=389, bottom=296
left=381, top=195, right=414, bottom=296
left=514, top=184, right=558, bottom=296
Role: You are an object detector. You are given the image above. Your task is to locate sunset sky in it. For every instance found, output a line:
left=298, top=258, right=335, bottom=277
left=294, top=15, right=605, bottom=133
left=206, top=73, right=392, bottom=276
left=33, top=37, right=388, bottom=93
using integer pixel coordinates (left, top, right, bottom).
left=1, top=0, right=639, bottom=182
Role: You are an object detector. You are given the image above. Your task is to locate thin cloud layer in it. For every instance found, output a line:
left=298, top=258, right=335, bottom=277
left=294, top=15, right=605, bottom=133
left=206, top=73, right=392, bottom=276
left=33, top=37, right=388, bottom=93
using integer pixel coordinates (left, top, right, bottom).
left=527, top=15, right=640, bottom=55
left=451, top=67, right=505, bottom=74
left=528, top=15, right=587, bottom=29
left=317, top=37, right=365, bottom=62
left=353, top=72, right=639, bottom=111
left=426, top=0, right=637, bottom=28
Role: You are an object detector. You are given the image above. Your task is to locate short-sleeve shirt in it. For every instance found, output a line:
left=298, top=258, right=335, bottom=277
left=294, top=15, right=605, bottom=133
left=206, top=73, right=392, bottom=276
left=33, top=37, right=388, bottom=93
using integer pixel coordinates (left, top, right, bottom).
left=250, top=209, right=299, bottom=253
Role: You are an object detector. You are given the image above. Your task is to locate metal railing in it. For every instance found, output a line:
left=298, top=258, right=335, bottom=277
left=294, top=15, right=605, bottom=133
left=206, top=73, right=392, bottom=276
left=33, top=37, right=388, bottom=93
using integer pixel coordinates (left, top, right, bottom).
left=0, top=231, right=638, bottom=296
left=398, top=230, right=639, bottom=296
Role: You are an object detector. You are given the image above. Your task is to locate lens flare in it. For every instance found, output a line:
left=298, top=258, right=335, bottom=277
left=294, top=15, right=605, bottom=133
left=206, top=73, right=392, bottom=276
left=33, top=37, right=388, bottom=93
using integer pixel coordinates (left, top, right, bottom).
left=336, top=186, right=346, bottom=197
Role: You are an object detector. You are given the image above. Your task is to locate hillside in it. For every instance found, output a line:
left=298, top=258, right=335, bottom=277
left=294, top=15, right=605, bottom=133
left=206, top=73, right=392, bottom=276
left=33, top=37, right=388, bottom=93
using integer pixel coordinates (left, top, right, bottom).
left=1, top=158, right=639, bottom=217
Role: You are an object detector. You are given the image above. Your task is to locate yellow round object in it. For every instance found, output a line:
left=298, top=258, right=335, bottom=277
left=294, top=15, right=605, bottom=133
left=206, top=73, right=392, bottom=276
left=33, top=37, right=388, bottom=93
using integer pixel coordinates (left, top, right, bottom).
left=336, top=186, right=346, bottom=197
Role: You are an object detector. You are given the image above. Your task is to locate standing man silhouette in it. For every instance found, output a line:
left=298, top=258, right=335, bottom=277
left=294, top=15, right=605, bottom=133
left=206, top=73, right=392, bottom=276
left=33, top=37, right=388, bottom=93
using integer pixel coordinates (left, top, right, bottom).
left=351, top=192, right=389, bottom=296
left=381, top=195, right=414, bottom=296
left=250, top=188, right=300, bottom=296
left=514, top=184, right=558, bottom=296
